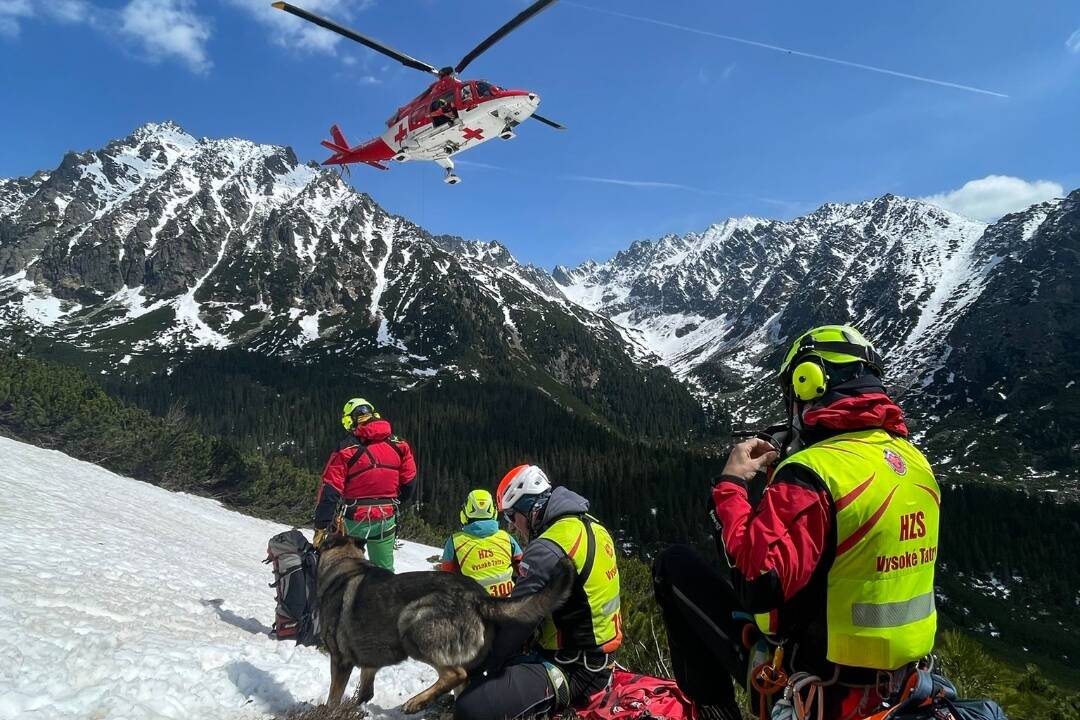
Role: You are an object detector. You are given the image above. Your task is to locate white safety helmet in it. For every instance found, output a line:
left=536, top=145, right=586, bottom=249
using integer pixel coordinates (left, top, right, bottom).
left=496, top=464, right=552, bottom=514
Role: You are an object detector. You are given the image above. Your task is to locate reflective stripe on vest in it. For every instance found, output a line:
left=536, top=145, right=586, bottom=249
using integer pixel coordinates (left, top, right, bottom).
left=536, top=515, right=622, bottom=653
left=774, top=428, right=940, bottom=670
left=453, top=530, right=516, bottom=597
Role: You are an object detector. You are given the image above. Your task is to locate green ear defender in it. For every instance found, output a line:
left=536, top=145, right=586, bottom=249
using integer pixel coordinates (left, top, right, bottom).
left=792, top=359, right=829, bottom=401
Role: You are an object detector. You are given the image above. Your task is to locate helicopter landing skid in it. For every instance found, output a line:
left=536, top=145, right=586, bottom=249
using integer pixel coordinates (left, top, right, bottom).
left=436, top=157, right=461, bottom=185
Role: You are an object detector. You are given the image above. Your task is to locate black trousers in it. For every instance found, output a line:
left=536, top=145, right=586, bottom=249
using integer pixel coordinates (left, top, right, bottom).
left=454, top=656, right=611, bottom=720
left=652, top=545, right=750, bottom=712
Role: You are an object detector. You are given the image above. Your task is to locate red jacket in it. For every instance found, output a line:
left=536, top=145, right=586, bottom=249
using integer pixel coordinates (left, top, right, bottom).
left=313, top=419, right=417, bottom=528
left=717, top=395, right=911, bottom=660
left=711, top=393, right=908, bottom=609
left=711, top=392, right=910, bottom=707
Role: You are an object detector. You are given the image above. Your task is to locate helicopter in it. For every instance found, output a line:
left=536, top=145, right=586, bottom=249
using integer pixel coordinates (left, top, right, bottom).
left=272, top=0, right=565, bottom=185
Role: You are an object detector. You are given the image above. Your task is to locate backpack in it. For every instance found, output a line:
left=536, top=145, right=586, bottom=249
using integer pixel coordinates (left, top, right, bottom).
left=264, top=529, right=320, bottom=646
left=882, top=670, right=1008, bottom=720
left=834, top=670, right=1008, bottom=720
left=573, top=670, right=698, bottom=720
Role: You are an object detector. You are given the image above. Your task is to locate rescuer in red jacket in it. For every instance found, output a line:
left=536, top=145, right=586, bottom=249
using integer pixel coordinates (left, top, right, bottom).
left=653, top=325, right=941, bottom=720
left=313, top=397, right=417, bottom=571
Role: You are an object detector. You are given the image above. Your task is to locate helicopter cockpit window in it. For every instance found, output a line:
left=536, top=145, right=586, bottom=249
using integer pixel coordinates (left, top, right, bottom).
left=460, top=84, right=473, bottom=104
left=476, top=81, right=492, bottom=97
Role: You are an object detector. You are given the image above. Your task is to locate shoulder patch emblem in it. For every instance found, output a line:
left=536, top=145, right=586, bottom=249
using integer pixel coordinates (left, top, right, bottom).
left=884, top=449, right=907, bottom=476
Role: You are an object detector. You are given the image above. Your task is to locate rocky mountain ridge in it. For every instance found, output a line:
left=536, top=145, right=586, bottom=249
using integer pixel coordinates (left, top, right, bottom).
left=0, top=122, right=701, bottom=436
left=555, top=189, right=1080, bottom=485
left=2, top=122, right=1076, bottom=484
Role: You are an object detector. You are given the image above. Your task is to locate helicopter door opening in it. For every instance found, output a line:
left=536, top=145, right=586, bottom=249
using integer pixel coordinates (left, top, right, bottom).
left=430, top=91, right=457, bottom=130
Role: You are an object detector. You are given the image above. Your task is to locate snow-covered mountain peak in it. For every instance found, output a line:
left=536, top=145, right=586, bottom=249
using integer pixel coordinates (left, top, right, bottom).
left=704, top=215, right=769, bottom=235
left=1, top=123, right=662, bottom=406
left=553, top=194, right=996, bottom=393
left=804, top=192, right=976, bottom=232
left=123, top=119, right=198, bottom=152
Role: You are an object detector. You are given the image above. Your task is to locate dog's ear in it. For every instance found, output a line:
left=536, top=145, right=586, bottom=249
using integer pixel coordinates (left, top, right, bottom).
left=346, top=536, right=368, bottom=560
left=321, top=533, right=352, bottom=551
left=323, top=534, right=368, bottom=560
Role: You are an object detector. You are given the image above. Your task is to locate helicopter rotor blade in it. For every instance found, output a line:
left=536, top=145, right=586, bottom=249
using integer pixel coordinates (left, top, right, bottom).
left=530, top=113, right=566, bottom=130
left=272, top=2, right=439, bottom=75
left=454, top=0, right=558, bottom=74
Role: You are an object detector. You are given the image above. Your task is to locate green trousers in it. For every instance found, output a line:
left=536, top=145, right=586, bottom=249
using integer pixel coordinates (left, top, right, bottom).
left=343, top=515, right=397, bottom=572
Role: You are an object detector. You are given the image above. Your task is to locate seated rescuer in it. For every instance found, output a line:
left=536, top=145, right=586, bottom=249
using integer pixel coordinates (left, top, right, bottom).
left=453, top=465, right=623, bottom=720
left=652, top=325, right=941, bottom=720
left=313, top=398, right=417, bottom=572
left=439, top=488, right=524, bottom=598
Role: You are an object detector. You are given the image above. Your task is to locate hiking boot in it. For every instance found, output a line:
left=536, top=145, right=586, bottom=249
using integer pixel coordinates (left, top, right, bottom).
left=696, top=702, right=743, bottom=720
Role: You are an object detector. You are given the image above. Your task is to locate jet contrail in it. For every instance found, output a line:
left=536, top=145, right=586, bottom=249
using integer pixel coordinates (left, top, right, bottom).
left=458, top=162, right=798, bottom=208
left=564, top=2, right=1008, bottom=99
left=563, top=175, right=721, bottom=194
left=562, top=174, right=795, bottom=208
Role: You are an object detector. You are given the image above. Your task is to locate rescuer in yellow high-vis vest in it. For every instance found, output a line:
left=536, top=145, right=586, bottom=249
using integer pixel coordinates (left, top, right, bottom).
left=454, top=465, right=622, bottom=720
left=652, top=325, right=941, bottom=720
left=439, top=489, right=522, bottom=597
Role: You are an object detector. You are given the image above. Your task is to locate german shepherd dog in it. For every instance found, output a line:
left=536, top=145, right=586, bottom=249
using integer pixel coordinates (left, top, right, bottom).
left=317, top=536, right=573, bottom=713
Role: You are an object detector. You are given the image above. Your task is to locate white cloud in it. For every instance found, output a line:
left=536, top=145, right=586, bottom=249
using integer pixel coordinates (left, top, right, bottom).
left=921, top=175, right=1064, bottom=222
left=0, top=0, right=210, bottom=73
left=1067, top=28, right=1080, bottom=54
left=0, top=1, right=32, bottom=38
left=43, top=0, right=91, bottom=23
left=118, top=0, right=212, bottom=73
left=229, top=0, right=375, bottom=54
left=0, top=0, right=90, bottom=37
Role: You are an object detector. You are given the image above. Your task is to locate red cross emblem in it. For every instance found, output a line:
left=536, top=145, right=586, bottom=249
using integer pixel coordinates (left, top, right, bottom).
left=394, top=123, right=407, bottom=144
left=462, top=127, right=484, bottom=142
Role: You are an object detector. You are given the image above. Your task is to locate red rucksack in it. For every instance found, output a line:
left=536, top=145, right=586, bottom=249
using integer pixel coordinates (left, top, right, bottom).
left=574, top=671, right=698, bottom=720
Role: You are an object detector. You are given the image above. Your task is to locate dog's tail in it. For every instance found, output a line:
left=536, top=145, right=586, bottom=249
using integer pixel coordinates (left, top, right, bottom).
left=477, top=557, right=575, bottom=626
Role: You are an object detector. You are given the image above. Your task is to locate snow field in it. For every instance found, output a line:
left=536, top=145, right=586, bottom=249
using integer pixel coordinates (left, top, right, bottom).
left=0, top=436, right=440, bottom=719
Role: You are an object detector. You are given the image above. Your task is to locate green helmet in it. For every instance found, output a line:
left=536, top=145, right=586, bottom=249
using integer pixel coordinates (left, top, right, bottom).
left=341, top=397, right=379, bottom=431
left=460, top=488, right=497, bottom=525
left=779, top=325, right=883, bottom=402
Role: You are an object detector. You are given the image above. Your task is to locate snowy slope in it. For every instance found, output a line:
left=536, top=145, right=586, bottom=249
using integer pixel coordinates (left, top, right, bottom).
left=0, top=435, right=440, bottom=720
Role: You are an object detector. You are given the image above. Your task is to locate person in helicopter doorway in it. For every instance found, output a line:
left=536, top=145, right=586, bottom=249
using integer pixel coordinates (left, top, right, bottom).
left=431, top=95, right=457, bottom=129
left=652, top=325, right=941, bottom=720
left=439, top=488, right=523, bottom=597
left=312, top=398, right=417, bottom=572
left=453, top=465, right=623, bottom=720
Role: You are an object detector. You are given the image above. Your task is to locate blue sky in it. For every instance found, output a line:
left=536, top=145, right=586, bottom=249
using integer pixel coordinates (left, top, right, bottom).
left=2, top=0, right=1078, bottom=269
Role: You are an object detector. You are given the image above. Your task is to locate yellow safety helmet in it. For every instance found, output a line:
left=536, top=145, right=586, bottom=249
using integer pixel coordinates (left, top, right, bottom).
left=341, top=397, right=379, bottom=431
left=778, top=325, right=883, bottom=402
left=460, top=489, right=497, bottom=525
